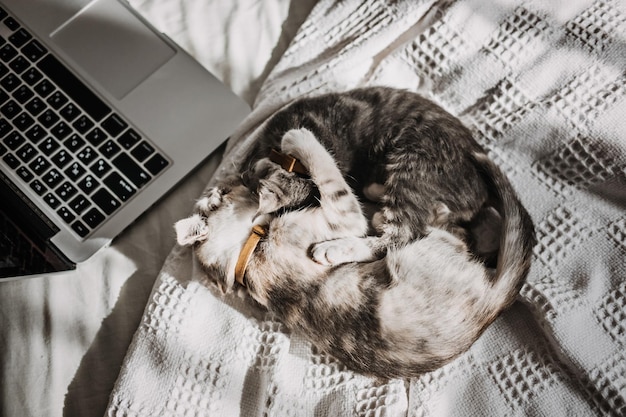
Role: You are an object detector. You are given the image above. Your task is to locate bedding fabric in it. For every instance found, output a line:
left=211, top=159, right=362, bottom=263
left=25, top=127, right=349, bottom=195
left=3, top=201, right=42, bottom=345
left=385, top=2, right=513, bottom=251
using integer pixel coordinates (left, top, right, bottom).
left=105, top=0, right=626, bottom=416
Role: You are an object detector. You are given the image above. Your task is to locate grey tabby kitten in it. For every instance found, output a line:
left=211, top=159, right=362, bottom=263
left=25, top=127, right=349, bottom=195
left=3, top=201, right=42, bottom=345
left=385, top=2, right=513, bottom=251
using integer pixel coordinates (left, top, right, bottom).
left=175, top=88, right=534, bottom=377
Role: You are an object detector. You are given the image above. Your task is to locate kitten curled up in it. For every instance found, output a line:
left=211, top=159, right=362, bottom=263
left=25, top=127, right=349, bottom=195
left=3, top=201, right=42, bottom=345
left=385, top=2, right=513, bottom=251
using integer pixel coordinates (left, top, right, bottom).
left=175, top=127, right=534, bottom=378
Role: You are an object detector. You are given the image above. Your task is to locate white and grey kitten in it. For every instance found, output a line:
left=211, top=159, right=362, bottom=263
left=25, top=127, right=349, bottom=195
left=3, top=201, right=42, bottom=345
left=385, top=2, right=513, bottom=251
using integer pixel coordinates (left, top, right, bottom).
left=176, top=126, right=533, bottom=378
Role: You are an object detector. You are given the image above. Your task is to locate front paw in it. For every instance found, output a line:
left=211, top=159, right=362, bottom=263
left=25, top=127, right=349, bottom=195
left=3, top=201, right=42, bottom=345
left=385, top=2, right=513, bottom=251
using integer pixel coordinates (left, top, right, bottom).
left=281, top=128, right=315, bottom=162
left=311, top=238, right=376, bottom=265
left=195, top=187, right=224, bottom=212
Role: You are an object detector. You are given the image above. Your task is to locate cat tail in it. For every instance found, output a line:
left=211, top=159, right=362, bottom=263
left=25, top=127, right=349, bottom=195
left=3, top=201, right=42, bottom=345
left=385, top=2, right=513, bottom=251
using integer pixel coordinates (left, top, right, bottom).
left=472, top=152, right=535, bottom=312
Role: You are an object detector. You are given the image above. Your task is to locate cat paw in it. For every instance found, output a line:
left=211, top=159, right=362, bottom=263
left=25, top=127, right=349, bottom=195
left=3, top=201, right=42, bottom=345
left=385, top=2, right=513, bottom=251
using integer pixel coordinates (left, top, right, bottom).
left=195, top=187, right=224, bottom=212
left=281, top=128, right=315, bottom=162
left=311, top=237, right=376, bottom=265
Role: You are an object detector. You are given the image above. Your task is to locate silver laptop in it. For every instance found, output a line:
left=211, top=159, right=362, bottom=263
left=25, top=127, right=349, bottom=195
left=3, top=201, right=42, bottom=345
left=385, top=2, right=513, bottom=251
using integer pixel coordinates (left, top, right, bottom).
left=0, top=0, right=250, bottom=279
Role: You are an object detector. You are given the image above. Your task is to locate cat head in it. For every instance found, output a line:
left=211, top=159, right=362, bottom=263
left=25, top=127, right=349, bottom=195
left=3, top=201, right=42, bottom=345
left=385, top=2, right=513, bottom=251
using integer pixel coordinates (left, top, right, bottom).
left=174, top=185, right=259, bottom=292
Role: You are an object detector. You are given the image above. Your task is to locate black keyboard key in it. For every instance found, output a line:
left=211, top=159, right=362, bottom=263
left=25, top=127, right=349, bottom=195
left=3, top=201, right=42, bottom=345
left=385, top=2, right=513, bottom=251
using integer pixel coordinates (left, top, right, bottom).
left=76, top=146, right=96, bottom=164
left=29, top=179, right=46, bottom=195
left=145, top=153, right=169, bottom=175
left=112, top=153, right=151, bottom=187
left=16, top=165, right=33, bottom=182
left=8, top=28, right=31, bottom=48
left=13, top=112, right=34, bottom=130
left=99, top=140, right=120, bottom=158
left=0, top=118, right=11, bottom=137
left=92, top=188, right=120, bottom=215
left=0, top=62, right=7, bottom=78
left=0, top=8, right=8, bottom=20
left=51, top=149, right=71, bottom=168
left=9, top=55, right=29, bottom=74
left=0, top=89, right=8, bottom=104
left=3, top=17, right=19, bottom=31
left=39, top=137, right=59, bottom=155
left=90, top=158, right=111, bottom=177
left=37, top=54, right=110, bottom=121
left=34, top=79, right=54, bottom=97
left=69, top=194, right=90, bottom=215
left=103, top=172, right=135, bottom=202
left=55, top=181, right=77, bottom=201
left=0, top=142, right=5, bottom=155
left=78, top=174, right=99, bottom=195
left=22, top=39, right=47, bottom=62
left=37, top=109, right=59, bottom=127
left=3, top=131, right=24, bottom=149
left=71, top=220, right=89, bottom=237
left=21, top=67, right=42, bottom=85
left=60, top=103, right=80, bottom=121
left=57, top=206, right=75, bottom=224
left=25, top=97, right=45, bottom=115
left=0, top=43, right=17, bottom=62
left=42, top=168, right=62, bottom=187
left=117, top=129, right=140, bottom=149
left=130, top=141, right=154, bottom=162
left=72, top=115, right=93, bottom=133
left=29, top=155, right=50, bottom=175
left=43, top=192, right=61, bottom=209
left=0, top=99, right=20, bottom=119
left=0, top=73, right=20, bottom=91
left=101, top=113, right=127, bottom=137
left=2, top=152, right=19, bottom=168
left=82, top=207, right=105, bottom=228
left=12, top=85, right=34, bottom=103
left=50, top=121, right=71, bottom=140
left=65, top=161, right=85, bottom=181
left=25, top=124, right=45, bottom=143
left=47, top=91, right=68, bottom=109
left=64, top=134, right=85, bottom=152
left=16, top=143, right=36, bottom=162
left=86, top=127, right=106, bottom=146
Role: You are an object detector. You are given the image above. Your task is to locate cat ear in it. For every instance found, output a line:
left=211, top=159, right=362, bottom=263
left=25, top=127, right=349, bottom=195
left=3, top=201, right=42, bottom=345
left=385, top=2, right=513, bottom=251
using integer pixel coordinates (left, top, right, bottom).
left=174, top=214, right=210, bottom=246
left=257, top=180, right=281, bottom=214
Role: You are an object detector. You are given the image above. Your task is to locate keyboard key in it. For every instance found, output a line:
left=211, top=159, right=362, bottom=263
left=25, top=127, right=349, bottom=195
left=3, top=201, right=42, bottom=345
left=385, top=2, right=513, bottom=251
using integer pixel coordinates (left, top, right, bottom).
left=86, top=127, right=106, bottom=146
left=112, top=153, right=151, bottom=187
left=37, top=109, right=59, bottom=127
left=9, top=55, right=29, bottom=74
left=39, top=137, right=59, bottom=155
left=34, top=79, right=54, bottom=97
left=0, top=43, right=17, bottom=62
left=16, top=143, right=36, bottom=162
left=72, top=115, right=93, bottom=133
left=0, top=142, right=5, bottom=156
left=69, top=194, right=90, bottom=214
left=103, top=172, right=135, bottom=202
left=25, top=124, right=45, bottom=143
left=25, top=96, right=45, bottom=115
left=55, top=181, right=77, bottom=201
left=50, top=121, right=71, bottom=139
left=0, top=89, right=8, bottom=104
left=3, top=16, right=19, bottom=31
left=76, top=146, right=96, bottom=164
left=99, top=140, right=120, bottom=158
left=64, top=134, right=85, bottom=152
left=117, top=129, right=140, bottom=149
left=101, top=113, right=127, bottom=137
left=90, top=158, right=111, bottom=177
left=47, top=91, right=68, bottom=109
left=0, top=118, right=10, bottom=137
left=57, top=206, right=75, bottom=224
left=8, top=28, right=31, bottom=48
left=0, top=99, right=20, bottom=118
left=37, top=55, right=110, bottom=121
left=0, top=62, right=7, bottom=78
left=65, top=161, right=86, bottom=181
left=42, top=168, right=62, bottom=187
left=43, top=192, right=61, bottom=209
left=21, top=67, right=42, bottom=85
left=29, top=155, right=50, bottom=175
left=2, top=152, right=19, bottom=168
left=78, top=174, right=99, bottom=195
left=0, top=8, right=8, bottom=20
left=60, top=103, right=80, bottom=121
left=92, top=188, right=120, bottom=215
left=29, top=179, right=46, bottom=195
left=51, top=149, right=71, bottom=168
left=16, top=165, right=33, bottom=182
left=82, top=207, right=105, bottom=228
left=22, top=39, right=47, bottom=62
left=0, top=72, right=20, bottom=91
left=13, top=112, right=34, bottom=130
left=12, top=85, right=34, bottom=103
left=130, top=141, right=154, bottom=162
left=3, top=131, right=24, bottom=149
left=71, top=220, right=89, bottom=237
left=145, top=153, right=169, bottom=175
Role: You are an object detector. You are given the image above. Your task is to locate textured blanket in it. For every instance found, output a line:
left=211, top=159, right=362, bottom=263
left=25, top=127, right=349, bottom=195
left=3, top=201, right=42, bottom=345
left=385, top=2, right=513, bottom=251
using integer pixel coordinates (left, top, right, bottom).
left=106, top=0, right=626, bottom=415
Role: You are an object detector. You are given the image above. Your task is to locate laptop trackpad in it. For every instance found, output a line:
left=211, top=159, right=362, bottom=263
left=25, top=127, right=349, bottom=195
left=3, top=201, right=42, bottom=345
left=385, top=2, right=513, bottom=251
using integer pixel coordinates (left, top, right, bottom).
left=51, top=0, right=175, bottom=99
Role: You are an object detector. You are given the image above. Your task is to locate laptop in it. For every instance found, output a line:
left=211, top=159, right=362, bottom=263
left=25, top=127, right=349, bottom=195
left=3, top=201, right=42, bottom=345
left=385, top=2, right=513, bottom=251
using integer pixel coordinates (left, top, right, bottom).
left=0, top=0, right=250, bottom=280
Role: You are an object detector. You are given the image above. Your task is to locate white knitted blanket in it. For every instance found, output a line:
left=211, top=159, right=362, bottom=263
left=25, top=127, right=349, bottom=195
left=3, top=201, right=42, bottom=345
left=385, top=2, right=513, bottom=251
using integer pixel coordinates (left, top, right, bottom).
left=106, top=0, right=626, bottom=415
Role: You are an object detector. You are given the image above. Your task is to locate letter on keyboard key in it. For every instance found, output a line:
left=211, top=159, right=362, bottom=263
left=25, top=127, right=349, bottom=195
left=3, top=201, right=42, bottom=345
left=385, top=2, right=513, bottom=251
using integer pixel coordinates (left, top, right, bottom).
left=103, top=172, right=135, bottom=201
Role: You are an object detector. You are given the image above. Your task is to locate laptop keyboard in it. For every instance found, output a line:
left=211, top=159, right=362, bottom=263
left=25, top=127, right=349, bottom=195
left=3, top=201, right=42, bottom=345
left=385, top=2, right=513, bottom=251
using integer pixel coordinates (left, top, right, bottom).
left=0, top=6, right=170, bottom=238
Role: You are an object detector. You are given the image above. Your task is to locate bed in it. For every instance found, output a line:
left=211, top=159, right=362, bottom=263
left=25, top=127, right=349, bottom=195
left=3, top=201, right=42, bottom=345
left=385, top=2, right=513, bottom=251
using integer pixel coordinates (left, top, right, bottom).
left=2, top=0, right=625, bottom=416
